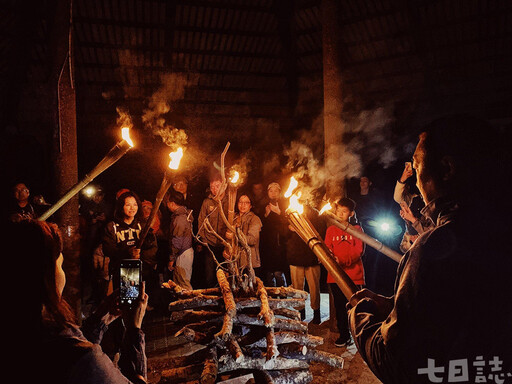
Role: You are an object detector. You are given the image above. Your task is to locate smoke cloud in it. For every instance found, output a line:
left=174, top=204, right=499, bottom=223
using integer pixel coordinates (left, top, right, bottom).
left=141, top=73, right=194, bottom=151
left=283, top=103, right=396, bottom=202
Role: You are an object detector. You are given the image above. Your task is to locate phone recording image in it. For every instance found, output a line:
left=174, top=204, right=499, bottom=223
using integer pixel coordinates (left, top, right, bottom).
left=119, top=259, right=141, bottom=308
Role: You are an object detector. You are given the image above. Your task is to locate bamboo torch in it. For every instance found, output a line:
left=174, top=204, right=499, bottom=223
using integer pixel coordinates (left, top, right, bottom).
left=284, top=177, right=358, bottom=301
left=317, top=202, right=402, bottom=263
left=136, top=147, right=184, bottom=249
left=38, top=127, right=134, bottom=221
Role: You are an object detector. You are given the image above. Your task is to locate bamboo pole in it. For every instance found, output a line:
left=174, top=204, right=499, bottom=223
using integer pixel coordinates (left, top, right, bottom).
left=137, top=147, right=183, bottom=249
left=286, top=208, right=358, bottom=301
left=38, top=138, right=133, bottom=221
left=136, top=168, right=172, bottom=249
left=317, top=207, right=402, bottom=263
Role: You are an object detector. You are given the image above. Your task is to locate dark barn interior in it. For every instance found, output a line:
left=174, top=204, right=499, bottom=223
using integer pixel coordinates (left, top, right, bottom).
left=3, top=0, right=512, bottom=201
left=2, top=0, right=512, bottom=383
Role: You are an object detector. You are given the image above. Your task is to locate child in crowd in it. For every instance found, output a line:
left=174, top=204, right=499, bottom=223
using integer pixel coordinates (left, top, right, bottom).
left=324, top=197, right=365, bottom=347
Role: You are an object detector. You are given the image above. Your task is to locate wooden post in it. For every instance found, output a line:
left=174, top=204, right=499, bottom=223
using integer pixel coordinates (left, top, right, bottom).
left=322, top=0, right=345, bottom=199
left=47, top=0, right=81, bottom=318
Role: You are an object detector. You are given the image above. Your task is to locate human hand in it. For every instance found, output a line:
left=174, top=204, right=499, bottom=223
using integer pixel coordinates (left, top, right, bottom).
left=94, top=289, right=121, bottom=326
left=399, top=201, right=416, bottom=223
left=347, top=288, right=394, bottom=321
left=265, top=204, right=272, bottom=217
left=168, top=259, right=175, bottom=271
left=122, top=281, right=148, bottom=329
left=129, top=247, right=141, bottom=259
left=225, top=230, right=233, bottom=240
left=269, top=203, right=281, bottom=215
left=400, top=162, right=413, bottom=183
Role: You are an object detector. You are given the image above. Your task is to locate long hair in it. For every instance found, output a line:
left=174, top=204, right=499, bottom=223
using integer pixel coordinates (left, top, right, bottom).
left=9, top=220, right=76, bottom=330
left=113, top=190, right=143, bottom=223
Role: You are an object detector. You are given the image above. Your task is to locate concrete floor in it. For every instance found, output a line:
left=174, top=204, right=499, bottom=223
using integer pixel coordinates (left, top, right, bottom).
left=144, top=293, right=382, bottom=383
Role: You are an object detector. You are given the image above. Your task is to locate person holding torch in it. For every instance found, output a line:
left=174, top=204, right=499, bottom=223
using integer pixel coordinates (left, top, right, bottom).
left=102, top=191, right=157, bottom=299
left=324, top=197, right=365, bottom=347
left=347, top=115, right=512, bottom=383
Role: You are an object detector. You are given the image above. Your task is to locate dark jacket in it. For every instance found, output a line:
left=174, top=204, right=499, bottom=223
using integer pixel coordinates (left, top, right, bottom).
left=102, top=219, right=158, bottom=271
left=349, top=198, right=512, bottom=383
left=41, top=315, right=146, bottom=384
left=260, top=199, right=288, bottom=271
left=285, top=206, right=322, bottom=267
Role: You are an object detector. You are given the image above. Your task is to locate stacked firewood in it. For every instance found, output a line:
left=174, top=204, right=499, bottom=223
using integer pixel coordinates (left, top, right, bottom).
left=158, top=278, right=344, bottom=384
left=155, top=143, right=344, bottom=383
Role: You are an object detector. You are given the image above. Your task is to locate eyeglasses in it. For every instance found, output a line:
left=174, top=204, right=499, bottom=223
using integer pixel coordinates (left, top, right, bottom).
left=238, top=201, right=251, bottom=205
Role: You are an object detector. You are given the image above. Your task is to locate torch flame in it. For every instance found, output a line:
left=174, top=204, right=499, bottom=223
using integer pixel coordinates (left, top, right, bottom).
left=121, top=127, right=134, bottom=147
left=319, top=202, right=332, bottom=215
left=168, top=147, right=184, bottom=170
left=230, top=171, right=240, bottom=184
left=288, top=192, right=304, bottom=214
left=284, top=176, right=298, bottom=198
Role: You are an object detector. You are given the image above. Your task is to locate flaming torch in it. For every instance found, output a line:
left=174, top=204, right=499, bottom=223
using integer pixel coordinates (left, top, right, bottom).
left=284, top=177, right=358, bottom=300
left=227, top=170, right=240, bottom=225
left=137, top=147, right=184, bottom=249
left=317, top=202, right=402, bottom=263
left=38, top=127, right=134, bottom=221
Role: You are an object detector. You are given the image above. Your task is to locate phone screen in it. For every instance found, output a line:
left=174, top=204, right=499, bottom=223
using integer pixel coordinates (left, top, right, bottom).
left=119, top=259, right=141, bottom=308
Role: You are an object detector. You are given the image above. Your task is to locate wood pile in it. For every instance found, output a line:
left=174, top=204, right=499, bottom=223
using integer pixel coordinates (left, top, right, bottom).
left=157, top=279, right=344, bottom=384
left=154, top=143, right=344, bottom=383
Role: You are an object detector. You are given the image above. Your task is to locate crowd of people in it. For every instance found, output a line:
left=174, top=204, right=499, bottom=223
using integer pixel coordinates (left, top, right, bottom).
left=6, top=114, right=511, bottom=384
left=4, top=149, right=449, bottom=339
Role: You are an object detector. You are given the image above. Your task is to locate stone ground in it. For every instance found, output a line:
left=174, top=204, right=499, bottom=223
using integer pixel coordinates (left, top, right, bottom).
left=143, top=293, right=382, bottom=384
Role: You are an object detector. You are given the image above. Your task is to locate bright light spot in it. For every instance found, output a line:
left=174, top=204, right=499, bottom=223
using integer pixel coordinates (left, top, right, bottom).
left=229, top=171, right=240, bottom=184
left=319, top=202, right=332, bottom=215
left=168, top=147, right=184, bottom=170
left=380, top=222, right=391, bottom=232
left=288, top=192, right=304, bottom=214
left=83, top=186, right=95, bottom=197
left=121, top=127, right=134, bottom=147
left=284, top=176, right=298, bottom=198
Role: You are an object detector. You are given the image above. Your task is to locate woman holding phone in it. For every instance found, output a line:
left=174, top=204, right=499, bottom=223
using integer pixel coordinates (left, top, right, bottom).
left=102, top=190, right=158, bottom=295
left=9, top=219, right=148, bottom=384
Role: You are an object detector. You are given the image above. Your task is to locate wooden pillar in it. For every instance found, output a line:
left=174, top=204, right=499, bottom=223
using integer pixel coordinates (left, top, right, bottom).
left=321, top=0, right=345, bottom=200
left=322, top=0, right=344, bottom=330
left=47, top=0, right=81, bottom=319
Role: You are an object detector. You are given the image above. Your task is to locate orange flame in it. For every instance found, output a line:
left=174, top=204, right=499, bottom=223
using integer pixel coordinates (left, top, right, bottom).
left=168, top=147, right=184, bottom=170
left=288, top=192, right=304, bottom=214
left=284, top=176, right=298, bottom=198
left=121, top=127, right=134, bottom=147
left=230, top=171, right=240, bottom=184
left=319, top=202, right=332, bottom=215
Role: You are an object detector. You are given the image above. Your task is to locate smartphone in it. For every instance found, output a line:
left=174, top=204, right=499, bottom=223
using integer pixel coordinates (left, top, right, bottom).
left=119, top=259, right=142, bottom=308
